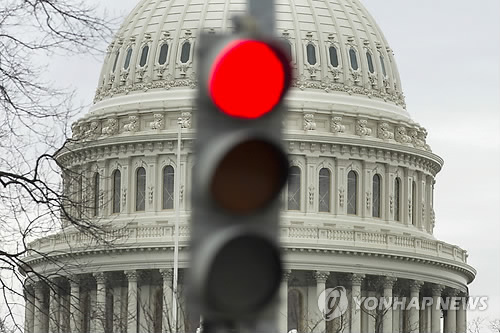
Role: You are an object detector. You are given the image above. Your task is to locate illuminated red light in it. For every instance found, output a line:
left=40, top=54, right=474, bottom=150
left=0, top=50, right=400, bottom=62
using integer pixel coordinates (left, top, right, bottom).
left=209, top=40, right=288, bottom=119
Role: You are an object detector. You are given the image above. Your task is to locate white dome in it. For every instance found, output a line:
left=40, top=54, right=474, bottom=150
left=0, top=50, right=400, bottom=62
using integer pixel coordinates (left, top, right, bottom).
left=93, top=0, right=407, bottom=118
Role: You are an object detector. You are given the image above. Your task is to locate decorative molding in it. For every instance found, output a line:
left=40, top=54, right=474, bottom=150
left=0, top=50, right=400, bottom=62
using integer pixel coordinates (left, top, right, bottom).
left=356, top=119, right=372, bottom=137
left=179, top=112, right=192, bottom=129
left=124, top=116, right=139, bottom=132
left=331, top=116, right=345, bottom=134
left=150, top=114, right=164, bottom=130
left=303, top=113, right=316, bottom=131
left=395, top=126, right=412, bottom=144
left=378, top=122, right=394, bottom=140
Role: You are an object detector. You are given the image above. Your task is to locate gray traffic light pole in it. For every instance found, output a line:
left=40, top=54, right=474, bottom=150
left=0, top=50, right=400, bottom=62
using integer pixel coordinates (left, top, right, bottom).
left=247, top=0, right=276, bottom=36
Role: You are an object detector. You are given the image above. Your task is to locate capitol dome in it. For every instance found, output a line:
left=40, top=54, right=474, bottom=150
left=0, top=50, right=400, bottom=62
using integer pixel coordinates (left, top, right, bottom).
left=23, top=0, right=475, bottom=333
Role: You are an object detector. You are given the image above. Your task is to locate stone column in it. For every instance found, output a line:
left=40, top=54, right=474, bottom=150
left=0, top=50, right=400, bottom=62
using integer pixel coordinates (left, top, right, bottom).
left=408, top=280, right=423, bottom=333
left=33, top=282, right=45, bottom=333
left=279, top=270, right=291, bottom=333
left=431, top=285, right=444, bottom=333
left=94, top=273, right=108, bottom=333
left=444, top=290, right=458, bottom=333
left=349, top=274, right=365, bottom=333
left=382, top=277, right=397, bottom=333
left=456, top=293, right=467, bottom=333
left=160, top=269, right=174, bottom=333
left=392, top=292, right=401, bottom=333
left=314, top=271, right=330, bottom=333
left=125, top=270, right=139, bottom=333
left=69, top=277, right=81, bottom=333
left=48, top=281, right=60, bottom=333
left=25, top=286, right=35, bottom=333
left=367, top=290, right=376, bottom=333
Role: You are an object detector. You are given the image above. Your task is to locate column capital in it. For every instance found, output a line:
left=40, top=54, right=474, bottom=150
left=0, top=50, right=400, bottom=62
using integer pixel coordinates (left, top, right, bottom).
left=314, top=271, right=330, bottom=283
left=446, top=288, right=460, bottom=297
left=409, top=280, right=424, bottom=293
left=383, top=276, right=398, bottom=289
left=93, top=272, right=108, bottom=284
left=349, top=273, right=365, bottom=286
left=431, top=284, right=445, bottom=296
left=282, top=269, right=292, bottom=281
left=159, top=268, right=173, bottom=280
left=68, top=275, right=82, bottom=288
left=124, top=270, right=139, bottom=282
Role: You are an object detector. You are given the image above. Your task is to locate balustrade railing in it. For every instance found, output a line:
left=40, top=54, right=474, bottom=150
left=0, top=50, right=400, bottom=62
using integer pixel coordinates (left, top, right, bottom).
left=27, top=223, right=468, bottom=264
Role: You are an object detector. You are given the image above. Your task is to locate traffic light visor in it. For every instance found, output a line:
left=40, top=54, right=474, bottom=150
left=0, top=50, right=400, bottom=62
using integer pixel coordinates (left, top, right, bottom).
left=209, top=39, right=290, bottom=119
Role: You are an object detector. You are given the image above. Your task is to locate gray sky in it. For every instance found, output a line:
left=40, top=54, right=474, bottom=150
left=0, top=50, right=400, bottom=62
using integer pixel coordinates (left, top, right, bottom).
left=45, top=0, right=500, bottom=325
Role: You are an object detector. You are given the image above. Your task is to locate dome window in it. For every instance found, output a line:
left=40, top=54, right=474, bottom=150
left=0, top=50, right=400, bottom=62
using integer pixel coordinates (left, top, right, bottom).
left=380, top=55, right=387, bottom=76
left=112, top=51, right=120, bottom=72
left=412, top=181, right=417, bottom=225
left=349, top=48, right=358, bottom=71
left=288, top=289, right=304, bottom=332
left=93, top=173, right=100, bottom=217
left=329, top=46, right=339, bottom=68
left=394, top=177, right=401, bottom=221
left=372, top=174, right=381, bottom=218
left=366, top=52, right=375, bottom=73
left=287, top=166, right=301, bottom=210
left=124, top=47, right=133, bottom=70
left=136, top=167, right=146, bottom=211
left=284, top=42, right=293, bottom=62
left=180, top=41, right=191, bottom=63
left=139, top=45, right=149, bottom=67
left=319, top=168, right=331, bottom=212
left=158, top=43, right=169, bottom=65
left=162, top=166, right=175, bottom=210
left=112, top=170, right=121, bottom=214
left=306, top=44, right=317, bottom=65
left=347, top=171, right=357, bottom=215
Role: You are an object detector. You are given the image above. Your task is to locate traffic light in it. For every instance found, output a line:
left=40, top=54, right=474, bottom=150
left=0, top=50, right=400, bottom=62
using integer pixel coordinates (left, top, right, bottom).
left=189, top=32, right=291, bottom=321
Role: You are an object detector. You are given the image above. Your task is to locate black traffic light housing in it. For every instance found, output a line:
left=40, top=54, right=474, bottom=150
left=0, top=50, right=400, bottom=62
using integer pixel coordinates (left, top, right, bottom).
left=189, top=32, right=291, bottom=322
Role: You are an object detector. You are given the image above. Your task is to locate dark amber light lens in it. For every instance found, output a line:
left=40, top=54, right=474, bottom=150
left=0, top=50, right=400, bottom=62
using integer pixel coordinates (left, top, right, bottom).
left=210, top=139, right=288, bottom=214
left=209, top=40, right=288, bottom=119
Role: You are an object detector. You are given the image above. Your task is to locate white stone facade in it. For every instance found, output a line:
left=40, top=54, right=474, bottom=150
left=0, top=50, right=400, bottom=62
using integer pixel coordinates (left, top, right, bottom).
left=23, top=0, right=475, bottom=332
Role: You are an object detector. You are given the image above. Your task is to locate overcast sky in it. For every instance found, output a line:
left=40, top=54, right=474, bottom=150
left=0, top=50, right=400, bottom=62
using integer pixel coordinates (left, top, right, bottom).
left=44, top=0, right=500, bottom=326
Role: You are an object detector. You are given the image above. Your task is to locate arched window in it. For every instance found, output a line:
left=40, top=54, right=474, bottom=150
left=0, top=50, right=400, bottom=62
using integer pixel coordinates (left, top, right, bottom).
left=372, top=174, right=381, bottom=218
left=329, top=46, right=339, bottom=67
left=412, top=181, right=417, bottom=225
left=139, top=45, right=149, bottom=67
left=180, top=42, right=191, bottom=63
left=284, top=42, right=293, bottom=61
left=288, top=289, right=303, bottom=332
left=158, top=43, right=169, bottom=65
left=162, top=166, right=175, bottom=210
left=288, top=166, right=301, bottom=210
left=347, top=171, right=358, bottom=215
left=153, top=289, right=163, bottom=333
left=112, top=51, right=120, bottom=72
left=93, top=173, right=100, bottom=217
left=136, top=167, right=146, bottom=211
left=366, top=51, right=375, bottom=73
left=380, top=54, right=387, bottom=76
left=82, top=293, right=91, bottom=333
left=394, top=177, right=401, bottom=221
left=306, top=44, right=317, bottom=65
left=124, top=47, right=133, bottom=69
left=319, top=168, right=331, bottom=212
left=349, top=48, right=359, bottom=70
left=112, top=170, right=121, bottom=214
